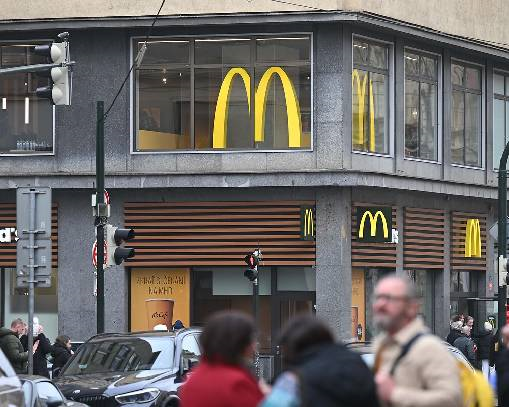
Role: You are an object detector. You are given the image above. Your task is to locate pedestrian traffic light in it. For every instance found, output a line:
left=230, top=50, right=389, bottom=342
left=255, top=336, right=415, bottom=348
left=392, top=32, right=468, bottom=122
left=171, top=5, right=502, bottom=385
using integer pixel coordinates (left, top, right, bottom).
left=244, top=253, right=259, bottom=282
left=105, top=225, right=135, bottom=267
left=32, top=33, right=71, bottom=105
left=506, top=304, right=509, bottom=325
left=499, top=256, right=509, bottom=286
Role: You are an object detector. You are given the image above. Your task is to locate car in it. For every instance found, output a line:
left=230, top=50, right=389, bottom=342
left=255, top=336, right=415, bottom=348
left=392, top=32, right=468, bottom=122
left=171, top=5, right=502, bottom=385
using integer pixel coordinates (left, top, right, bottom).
left=19, top=375, right=88, bottom=407
left=0, top=347, right=24, bottom=406
left=48, top=341, right=85, bottom=379
left=54, top=328, right=202, bottom=407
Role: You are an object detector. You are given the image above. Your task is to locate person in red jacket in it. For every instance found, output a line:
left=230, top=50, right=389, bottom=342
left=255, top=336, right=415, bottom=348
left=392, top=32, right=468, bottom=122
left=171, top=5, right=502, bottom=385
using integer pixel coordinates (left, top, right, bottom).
left=179, top=311, right=264, bottom=407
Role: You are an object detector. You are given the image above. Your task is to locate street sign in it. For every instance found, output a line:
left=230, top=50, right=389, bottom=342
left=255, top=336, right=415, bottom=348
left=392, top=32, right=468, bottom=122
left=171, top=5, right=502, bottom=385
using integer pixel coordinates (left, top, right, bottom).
left=16, top=239, right=52, bottom=287
left=489, top=218, right=509, bottom=242
left=17, top=187, right=52, bottom=240
left=92, top=240, right=107, bottom=269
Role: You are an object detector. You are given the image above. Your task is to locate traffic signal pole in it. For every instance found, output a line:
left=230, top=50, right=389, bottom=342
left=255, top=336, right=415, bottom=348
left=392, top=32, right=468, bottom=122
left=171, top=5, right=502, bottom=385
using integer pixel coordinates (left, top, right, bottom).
left=253, top=276, right=260, bottom=378
left=96, top=101, right=105, bottom=334
left=498, top=142, right=509, bottom=333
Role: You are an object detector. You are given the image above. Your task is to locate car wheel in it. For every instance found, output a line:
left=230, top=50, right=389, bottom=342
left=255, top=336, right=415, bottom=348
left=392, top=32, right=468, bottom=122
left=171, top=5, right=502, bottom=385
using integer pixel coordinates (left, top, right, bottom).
left=164, top=395, right=180, bottom=407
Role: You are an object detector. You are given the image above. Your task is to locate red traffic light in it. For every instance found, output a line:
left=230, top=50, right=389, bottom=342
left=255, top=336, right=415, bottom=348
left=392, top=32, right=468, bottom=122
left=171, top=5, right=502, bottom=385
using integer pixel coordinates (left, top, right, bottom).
left=244, top=254, right=258, bottom=269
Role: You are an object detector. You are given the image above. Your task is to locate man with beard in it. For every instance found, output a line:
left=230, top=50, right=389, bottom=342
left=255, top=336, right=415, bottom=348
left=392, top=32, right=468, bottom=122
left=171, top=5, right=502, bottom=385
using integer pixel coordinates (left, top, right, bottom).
left=373, top=275, right=462, bottom=407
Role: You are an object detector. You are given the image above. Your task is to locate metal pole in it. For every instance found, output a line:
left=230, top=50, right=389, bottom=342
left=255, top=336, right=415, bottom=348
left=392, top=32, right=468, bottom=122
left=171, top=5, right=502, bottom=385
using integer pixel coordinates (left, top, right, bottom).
left=253, top=277, right=260, bottom=378
left=96, top=101, right=105, bottom=334
left=498, top=141, right=509, bottom=334
left=27, top=190, right=35, bottom=375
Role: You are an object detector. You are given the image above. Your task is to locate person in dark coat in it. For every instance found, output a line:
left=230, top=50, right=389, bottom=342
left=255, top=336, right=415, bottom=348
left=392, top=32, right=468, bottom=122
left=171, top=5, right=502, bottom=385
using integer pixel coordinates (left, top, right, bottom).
left=496, top=324, right=509, bottom=406
left=261, top=315, right=379, bottom=407
left=0, top=318, right=37, bottom=374
left=21, top=325, right=53, bottom=378
left=446, top=320, right=463, bottom=346
left=476, top=321, right=495, bottom=379
left=453, top=325, right=477, bottom=366
left=51, top=335, right=72, bottom=377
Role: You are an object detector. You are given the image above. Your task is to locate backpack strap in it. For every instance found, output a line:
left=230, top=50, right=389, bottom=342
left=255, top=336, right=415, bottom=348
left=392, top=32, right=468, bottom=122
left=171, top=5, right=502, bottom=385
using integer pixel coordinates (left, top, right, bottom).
left=389, top=333, right=426, bottom=376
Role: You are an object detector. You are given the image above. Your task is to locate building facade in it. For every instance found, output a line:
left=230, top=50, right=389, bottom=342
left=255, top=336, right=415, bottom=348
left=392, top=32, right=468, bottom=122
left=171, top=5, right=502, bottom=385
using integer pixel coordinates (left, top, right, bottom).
left=0, top=2, right=506, bottom=367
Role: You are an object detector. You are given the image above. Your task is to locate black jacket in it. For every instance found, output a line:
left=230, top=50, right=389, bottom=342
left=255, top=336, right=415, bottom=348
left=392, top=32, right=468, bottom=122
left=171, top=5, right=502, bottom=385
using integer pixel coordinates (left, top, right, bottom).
left=51, top=342, right=72, bottom=376
left=291, top=344, right=379, bottom=407
left=446, top=328, right=462, bottom=346
left=497, top=348, right=509, bottom=407
left=0, top=328, right=28, bottom=374
left=475, top=329, right=495, bottom=360
left=20, top=333, right=52, bottom=378
left=453, top=334, right=476, bottom=366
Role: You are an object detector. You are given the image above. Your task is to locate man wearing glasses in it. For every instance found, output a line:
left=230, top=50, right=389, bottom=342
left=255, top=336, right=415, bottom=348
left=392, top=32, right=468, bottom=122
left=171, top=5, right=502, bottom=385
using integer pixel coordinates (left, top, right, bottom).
left=373, top=275, right=462, bottom=407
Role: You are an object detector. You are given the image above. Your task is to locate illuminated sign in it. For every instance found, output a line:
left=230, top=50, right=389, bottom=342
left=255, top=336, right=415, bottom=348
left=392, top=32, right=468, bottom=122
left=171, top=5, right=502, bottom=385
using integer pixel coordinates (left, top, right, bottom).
left=465, top=218, right=481, bottom=258
left=0, top=227, right=18, bottom=243
left=352, top=69, right=375, bottom=151
left=357, top=207, right=392, bottom=243
left=212, top=67, right=302, bottom=149
left=300, top=206, right=315, bottom=240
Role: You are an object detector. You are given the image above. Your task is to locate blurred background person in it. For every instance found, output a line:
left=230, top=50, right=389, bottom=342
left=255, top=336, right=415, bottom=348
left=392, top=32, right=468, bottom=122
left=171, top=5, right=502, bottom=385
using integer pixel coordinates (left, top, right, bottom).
left=453, top=325, right=476, bottom=367
left=179, top=311, right=263, bottom=407
left=476, top=322, right=495, bottom=379
left=446, top=318, right=463, bottom=346
left=51, top=335, right=72, bottom=377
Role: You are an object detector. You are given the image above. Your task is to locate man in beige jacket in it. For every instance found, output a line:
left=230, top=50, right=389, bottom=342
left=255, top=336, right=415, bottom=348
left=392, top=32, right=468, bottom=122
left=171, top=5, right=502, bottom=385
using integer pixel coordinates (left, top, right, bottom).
left=373, top=275, right=462, bottom=407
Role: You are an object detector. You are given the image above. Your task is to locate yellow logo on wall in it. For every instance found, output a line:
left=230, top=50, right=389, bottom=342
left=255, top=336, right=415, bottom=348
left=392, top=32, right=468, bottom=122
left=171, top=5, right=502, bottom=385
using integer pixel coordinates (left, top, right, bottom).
left=301, top=206, right=315, bottom=240
left=357, top=207, right=392, bottom=243
left=465, top=218, right=481, bottom=258
left=352, top=69, right=376, bottom=152
left=212, top=67, right=302, bottom=149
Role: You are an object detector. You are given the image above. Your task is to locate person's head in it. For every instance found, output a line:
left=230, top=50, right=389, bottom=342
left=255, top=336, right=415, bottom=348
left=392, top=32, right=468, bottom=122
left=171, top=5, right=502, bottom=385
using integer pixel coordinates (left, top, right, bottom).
left=373, top=275, right=419, bottom=335
left=10, top=318, right=25, bottom=336
left=277, top=315, right=334, bottom=366
left=200, top=311, right=256, bottom=366
left=450, top=314, right=462, bottom=325
left=462, top=325, right=471, bottom=337
left=459, top=314, right=465, bottom=323
left=466, top=316, right=474, bottom=328
left=56, top=335, right=71, bottom=349
left=451, top=320, right=463, bottom=332
left=484, top=321, right=493, bottom=332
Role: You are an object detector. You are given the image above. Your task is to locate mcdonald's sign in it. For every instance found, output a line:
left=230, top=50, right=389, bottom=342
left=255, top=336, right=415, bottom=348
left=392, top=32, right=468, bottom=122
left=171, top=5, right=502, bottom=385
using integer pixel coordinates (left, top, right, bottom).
left=352, top=69, right=376, bottom=152
left=300, top=206, right=315, bottom=241
left=465, top=218, right=482, bottom=258
left=357, top=207, right=392, bottom=243
left=212, top=67, right=302, bottom=149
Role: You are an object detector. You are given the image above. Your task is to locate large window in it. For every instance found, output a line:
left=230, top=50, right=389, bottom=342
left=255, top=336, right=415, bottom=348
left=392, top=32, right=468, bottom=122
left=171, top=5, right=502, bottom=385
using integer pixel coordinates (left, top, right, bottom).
left=404, top=50, right=439, bottom=161
left=0, top=43, right=54, bottom=155
left=134, top=36, right=311, bottom=151
left=352, top=38, right=390, bottom=155
left=493, top=72, right=509, bottom=169
left=451, top=61, right=482, bottom=167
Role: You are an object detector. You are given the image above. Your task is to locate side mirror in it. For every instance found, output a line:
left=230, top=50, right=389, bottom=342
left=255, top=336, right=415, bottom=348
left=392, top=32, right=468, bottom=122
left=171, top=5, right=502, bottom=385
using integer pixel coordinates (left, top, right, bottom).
left=45, top=399, right=64, bottom=407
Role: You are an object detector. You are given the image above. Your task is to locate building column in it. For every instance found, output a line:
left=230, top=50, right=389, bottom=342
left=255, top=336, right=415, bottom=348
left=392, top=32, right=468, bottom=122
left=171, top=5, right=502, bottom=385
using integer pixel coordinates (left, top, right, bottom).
left=315, top=187, right=351, bottom=340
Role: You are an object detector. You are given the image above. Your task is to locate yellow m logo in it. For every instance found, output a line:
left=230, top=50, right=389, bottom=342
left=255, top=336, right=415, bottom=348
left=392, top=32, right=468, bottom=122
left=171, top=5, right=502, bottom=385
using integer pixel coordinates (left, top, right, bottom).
left=465, top=218, right=481, bottom=258
left=352, top=69, right=375, bottom=152
left=212, top=67, right=302, bottom=149
left=359, top=210, right=389, bottom=239
left=304, top=208, right=314, bottom=238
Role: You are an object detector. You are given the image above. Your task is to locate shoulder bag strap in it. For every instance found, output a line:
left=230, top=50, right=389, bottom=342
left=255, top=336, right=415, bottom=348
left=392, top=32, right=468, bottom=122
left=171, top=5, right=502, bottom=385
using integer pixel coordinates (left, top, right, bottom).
left=389, top=333, right=426, bottom=376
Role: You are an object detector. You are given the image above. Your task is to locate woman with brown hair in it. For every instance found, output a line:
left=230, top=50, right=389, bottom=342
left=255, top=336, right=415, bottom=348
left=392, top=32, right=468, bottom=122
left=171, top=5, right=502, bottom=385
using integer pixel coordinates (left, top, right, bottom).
left=179, top=311, right=264, bottom=407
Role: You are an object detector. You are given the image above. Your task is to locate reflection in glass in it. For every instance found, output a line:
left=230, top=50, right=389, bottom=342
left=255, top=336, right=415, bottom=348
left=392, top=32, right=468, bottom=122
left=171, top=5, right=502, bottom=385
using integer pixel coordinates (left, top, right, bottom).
left=368, top=44, right=387, bottom=70
left=353, top=40, right=368, bottom=66
left=256, top=37, right=310, bottom=62
left=452, top=64, right=464, bottom=86
left=404, top=53, right=419, bottom=76
left=419, top=82, right=437, bottom=160
left=195, top=39, right=250, bottom=65
left=405, top=80, right=419, bottom=157
left=451, top=91, right=465, bottom=165
left=465, top=92, right=481, bottom=166
left=493, top=98, right=505, bottom=168
left=494, top=73, right=505, bottom=95
left=140, top=41, right=190, bottom=66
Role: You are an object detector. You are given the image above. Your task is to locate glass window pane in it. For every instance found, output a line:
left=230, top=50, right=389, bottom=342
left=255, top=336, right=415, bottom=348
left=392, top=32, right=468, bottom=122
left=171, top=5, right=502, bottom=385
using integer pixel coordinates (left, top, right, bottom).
left=136, top=69, right=191, bottom=151
left=195, top=39, right=250, bottom=65
left=420, top=55, right=437, bottom=80
left=368, top=43, right=388, bottom=70
left=465, top=92, right=481, bottom=166
left=139, top=41, right=189, bottom=66
left=353, top=40, right=368, bottom=66
left=36, top=382, right=63, bottom=402
left=277, top=267, right=315, bottom=291
left=494, top=73, right=505, bottom=95
left=506, top=77, right=509, bottom=97
left=371, top=72, right=389, bottom=154
left=256, top=37, right=310, bottom=63
left=451, top=90, right=465, bottom=164
left=419, top=82, right=438, bottom=161
left=404, top=52, right=419, bottom=77
left=1, top=45, right=27, bottom=67
left=255, top=66, right=311, bottom=150
left=493, top=98, right=505, bottom=169
left=465, top=67, right=481, bottom=90
left=195, top=67, right=252, bottom=149
left=404, top=79, right=419, bottom=157
left=452, top=63, right=464, bottom=87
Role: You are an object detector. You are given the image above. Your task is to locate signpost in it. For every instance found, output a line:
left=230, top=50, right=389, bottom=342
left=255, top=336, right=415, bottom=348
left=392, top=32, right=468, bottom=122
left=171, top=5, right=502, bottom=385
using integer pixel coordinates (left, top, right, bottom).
left=16, top=187, right=52, bottom=375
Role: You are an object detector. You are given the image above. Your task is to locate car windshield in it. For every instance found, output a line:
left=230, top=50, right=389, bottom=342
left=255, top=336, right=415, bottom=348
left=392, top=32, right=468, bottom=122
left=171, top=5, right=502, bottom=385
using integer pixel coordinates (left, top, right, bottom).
left=61, top=336, right=174, bottom=375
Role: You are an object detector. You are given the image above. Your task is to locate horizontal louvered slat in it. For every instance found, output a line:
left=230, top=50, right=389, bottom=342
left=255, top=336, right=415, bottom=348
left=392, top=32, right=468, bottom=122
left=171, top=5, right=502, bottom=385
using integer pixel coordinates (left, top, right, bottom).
left=451, top=212, right=487, bottom=271
left=0, top=203, right=58, bottom=268
left=124, top=201, right=316, bottom=267
left=351, top=203, right=397, bottom=268
left=404, top=207, right=444, bottom=270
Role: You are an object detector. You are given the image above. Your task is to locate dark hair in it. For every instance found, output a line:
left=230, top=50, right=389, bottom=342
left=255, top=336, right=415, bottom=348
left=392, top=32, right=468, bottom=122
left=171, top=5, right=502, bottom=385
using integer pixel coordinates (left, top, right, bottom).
left=55, top=335, right=70, bottom=346
left=200, top=311, right=255, bottom=366
left=278, top=315, right=334, bottom=365
left=451, top=315, right=462, bottom=323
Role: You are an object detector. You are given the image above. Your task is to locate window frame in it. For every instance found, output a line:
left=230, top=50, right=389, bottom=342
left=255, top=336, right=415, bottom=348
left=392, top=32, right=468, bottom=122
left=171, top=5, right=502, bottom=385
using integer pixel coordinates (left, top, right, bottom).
left=492, top=68, right=509, bottom=170
left=403, top=46, right=442, bottom=164
left=351, top=33, right=395, bottom=158
left=0, top=39, right=56, bottom=157
left=449, top=57, right=485, bottom=169
left=129, top=32, right=314, bottom=154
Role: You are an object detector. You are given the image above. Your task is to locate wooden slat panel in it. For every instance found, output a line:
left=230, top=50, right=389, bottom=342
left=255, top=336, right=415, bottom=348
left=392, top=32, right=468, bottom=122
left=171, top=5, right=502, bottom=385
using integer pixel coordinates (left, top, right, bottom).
left=404, top=207, right=445, bottom=270
left=0, top=204, right=58, bottom=268
left=351, top=203, right=397, bottom=268
left=451, top=212, right=487, bottom=271
left=125, top=201, right=315, bottom=267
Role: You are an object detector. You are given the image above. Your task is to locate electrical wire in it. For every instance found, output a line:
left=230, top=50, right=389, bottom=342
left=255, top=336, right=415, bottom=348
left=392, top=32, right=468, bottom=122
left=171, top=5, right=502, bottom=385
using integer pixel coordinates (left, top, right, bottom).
left=102, top=0, right=167, bottom=121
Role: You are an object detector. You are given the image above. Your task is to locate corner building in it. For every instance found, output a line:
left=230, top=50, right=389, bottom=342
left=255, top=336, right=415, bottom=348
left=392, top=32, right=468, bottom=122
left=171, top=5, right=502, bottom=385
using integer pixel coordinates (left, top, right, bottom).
left=0, top=0, right=506, bottom=376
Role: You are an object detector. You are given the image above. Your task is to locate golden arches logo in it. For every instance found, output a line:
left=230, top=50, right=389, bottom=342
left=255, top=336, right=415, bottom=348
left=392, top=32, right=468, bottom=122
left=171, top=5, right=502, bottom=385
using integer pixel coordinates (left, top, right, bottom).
left=352, top=69, right=375, bottom=152
left=465, top=218, right=481, bottom=258
left=212, top=67, right=302, bottom=149
left=359, top=210, right=389, bottom=239
left=303, top=208, right=315, bottom=238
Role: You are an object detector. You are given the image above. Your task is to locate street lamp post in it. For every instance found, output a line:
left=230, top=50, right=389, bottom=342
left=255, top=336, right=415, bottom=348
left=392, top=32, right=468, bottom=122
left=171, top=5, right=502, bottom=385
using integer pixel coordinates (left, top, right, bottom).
left=498, top=142, right=509, bottom=332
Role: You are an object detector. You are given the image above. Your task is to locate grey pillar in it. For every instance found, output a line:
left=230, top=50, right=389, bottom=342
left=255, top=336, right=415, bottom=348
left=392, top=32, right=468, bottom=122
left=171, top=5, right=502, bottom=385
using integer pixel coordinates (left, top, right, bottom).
left=315, top=187, right=351, bottom=340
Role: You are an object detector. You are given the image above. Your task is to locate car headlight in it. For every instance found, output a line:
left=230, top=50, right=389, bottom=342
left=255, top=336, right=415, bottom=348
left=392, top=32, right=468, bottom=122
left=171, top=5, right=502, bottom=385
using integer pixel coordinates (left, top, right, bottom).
left=114, top=388, right=160, bottom=404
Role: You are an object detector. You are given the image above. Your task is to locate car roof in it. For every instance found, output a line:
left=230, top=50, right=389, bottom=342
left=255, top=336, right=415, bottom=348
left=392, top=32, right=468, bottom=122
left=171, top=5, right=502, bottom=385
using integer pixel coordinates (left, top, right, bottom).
left=85, top=327, right=201, bottom=342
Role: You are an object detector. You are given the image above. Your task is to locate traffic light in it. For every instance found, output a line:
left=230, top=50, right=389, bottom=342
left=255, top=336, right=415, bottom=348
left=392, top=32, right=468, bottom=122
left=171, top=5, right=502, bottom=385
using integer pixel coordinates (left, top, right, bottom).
left=32, top=34, right=71, bottom=105
left=105, top=225, right=135, bottom=267
left=499, top=255, right=509, bottom=286
left=506, top=304, right=509, bottom=325
left=244, top=252, right=259, bottom=282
